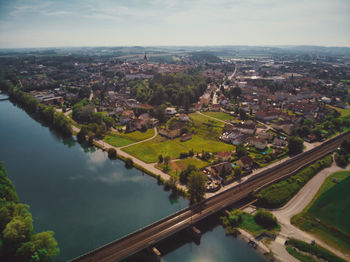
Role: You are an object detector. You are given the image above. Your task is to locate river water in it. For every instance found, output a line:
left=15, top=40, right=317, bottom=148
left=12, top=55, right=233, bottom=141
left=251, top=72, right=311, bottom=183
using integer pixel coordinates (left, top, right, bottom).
left=0, top=95, right=265, bottom=262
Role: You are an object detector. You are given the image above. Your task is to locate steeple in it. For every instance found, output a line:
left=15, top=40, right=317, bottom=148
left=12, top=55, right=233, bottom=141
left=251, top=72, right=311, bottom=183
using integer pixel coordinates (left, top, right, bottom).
left=143, top=52, right=148, bottom=68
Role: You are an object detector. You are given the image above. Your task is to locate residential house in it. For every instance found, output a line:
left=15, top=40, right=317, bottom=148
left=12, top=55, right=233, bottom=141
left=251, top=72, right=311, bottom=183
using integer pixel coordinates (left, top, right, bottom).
left=120, top=110, right=135, bottom=124
left=249, top=138, right=267, bottom=150
left=237, top=156, right=254, bottom=170
left=179, top=114, right=189, bottom=122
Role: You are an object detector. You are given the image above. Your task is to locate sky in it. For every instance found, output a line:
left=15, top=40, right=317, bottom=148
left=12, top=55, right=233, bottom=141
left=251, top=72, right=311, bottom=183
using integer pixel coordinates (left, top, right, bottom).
left=0, top=0, right=349, bottom=48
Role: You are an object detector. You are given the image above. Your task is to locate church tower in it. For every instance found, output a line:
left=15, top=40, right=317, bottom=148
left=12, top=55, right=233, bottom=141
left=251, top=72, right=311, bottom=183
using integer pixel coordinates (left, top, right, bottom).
left=143, top=53, right=148, bottom=69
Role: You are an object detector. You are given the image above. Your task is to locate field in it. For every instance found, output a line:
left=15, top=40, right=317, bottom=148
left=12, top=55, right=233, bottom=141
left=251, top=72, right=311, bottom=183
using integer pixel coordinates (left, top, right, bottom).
left=292, top=171, right=350, bottom=254
left=188, top=112, right=224, bottom=127
left=103, top=128, right=155, bottom=147
left=122, top=134, right=235, bottom=163
left=327, top=105, right=350, bottom=117
left=202, top=111, right=234, bottom=121
left=158, top=158, right=209, bottom=177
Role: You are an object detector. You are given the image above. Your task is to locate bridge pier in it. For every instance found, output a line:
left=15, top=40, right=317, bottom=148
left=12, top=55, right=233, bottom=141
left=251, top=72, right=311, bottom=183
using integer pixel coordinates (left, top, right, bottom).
left=186, top=225, right=201, bottom=245
left=144, top=246, right=161, bottom=262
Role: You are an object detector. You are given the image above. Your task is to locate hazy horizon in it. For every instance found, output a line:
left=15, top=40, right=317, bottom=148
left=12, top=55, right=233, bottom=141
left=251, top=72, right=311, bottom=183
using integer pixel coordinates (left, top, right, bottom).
left=0, top=0, right=349, bottom=48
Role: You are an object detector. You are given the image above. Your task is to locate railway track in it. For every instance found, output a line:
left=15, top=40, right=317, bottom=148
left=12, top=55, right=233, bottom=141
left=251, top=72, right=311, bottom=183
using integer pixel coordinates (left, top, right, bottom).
left=71, top=131, right=350, bottom=262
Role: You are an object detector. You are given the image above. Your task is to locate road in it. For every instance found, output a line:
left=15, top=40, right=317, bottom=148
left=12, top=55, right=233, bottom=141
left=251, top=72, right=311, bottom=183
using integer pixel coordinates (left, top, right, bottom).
left=270, top=162, right=350, bottom=261
left=228, top=65, right=237, bottom=80
left=70, top=131, right=350, bottom=262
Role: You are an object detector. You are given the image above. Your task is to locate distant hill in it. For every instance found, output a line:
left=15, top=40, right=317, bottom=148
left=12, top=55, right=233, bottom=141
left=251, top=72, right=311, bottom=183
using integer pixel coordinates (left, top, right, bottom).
left=189, top=51, right=221, bottom=63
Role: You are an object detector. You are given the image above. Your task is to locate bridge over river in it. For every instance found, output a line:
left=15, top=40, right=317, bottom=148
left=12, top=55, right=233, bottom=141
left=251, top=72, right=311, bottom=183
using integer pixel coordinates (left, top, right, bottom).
left=71, top=131, right=350, bottom=262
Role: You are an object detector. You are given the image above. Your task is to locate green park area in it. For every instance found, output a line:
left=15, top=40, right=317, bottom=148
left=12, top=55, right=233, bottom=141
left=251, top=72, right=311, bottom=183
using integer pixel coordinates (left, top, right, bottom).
left=121, top=112, right=234, bottom=163
left=123, top=134, right=234, bottom=163
left=291, top=171, right=350, bottom=255
left=103, top=128, right=155, bottom=147
left=202, top=111, right=234, bottom=121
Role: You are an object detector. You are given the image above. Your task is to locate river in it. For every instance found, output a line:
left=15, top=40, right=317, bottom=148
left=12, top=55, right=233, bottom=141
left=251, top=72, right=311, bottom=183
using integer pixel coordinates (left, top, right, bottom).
left=0, top=95, right=265, bottom=262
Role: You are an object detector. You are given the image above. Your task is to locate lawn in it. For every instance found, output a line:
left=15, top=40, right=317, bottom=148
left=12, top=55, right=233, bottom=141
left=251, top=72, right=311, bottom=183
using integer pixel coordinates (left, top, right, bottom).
left=202, top=111, right=234, bottom=121
left=103, top=128, right=155, bottom=147
left=327, top=105, right=350, bottom=117
left=292, top=171, right=350, bottom=254
left=189, top=112, right=224, bottom=127
left=123, top=134, right=235, bottom=163
left=221, top=209, right=280, bottom=237
left=166, top=158, right=209, bottom=177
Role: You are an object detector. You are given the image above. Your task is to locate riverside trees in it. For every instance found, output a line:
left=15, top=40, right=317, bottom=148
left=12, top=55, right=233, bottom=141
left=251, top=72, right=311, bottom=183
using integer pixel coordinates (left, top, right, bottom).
left=0, top=163, right=59, bottom=262
left=0, top=82, right=72, bottom=137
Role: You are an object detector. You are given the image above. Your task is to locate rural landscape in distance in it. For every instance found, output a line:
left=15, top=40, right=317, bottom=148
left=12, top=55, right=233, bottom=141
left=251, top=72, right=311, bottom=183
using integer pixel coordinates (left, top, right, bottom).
left=0, top=1, right=349, bottom=262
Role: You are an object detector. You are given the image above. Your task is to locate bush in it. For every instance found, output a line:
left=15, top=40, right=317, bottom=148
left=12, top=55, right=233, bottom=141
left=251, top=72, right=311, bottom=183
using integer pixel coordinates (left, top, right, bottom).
left=255, top=155, right=333, bottom=207
left=125, top=158, right=134, bottom=169
left=254, top=209, right=278, bottom=229
left=287, top=238, right=345, bottom=262
left=107, top=148, right=117, bottom=160
left=179, top=152, right=188, bottom=159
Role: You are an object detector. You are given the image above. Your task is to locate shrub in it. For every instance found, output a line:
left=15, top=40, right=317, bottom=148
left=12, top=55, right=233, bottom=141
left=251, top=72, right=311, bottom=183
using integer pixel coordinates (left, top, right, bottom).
left=125, top=158, right=134, bottom=169
left=287, top=238, right=345, bottom=262
left=255, top=155, right=333, bottom=207
left=254, top=209, right=278, bottom=229
left=107, top=148, right=117, bottom=160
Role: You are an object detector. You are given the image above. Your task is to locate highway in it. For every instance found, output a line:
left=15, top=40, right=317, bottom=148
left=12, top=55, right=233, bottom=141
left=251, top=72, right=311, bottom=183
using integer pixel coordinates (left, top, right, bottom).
left=71, top=131, right=350, bottom=262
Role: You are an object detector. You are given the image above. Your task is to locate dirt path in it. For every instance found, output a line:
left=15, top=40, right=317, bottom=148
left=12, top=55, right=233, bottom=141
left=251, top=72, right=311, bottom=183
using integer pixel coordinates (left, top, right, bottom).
left=269, top=162, right=350, bottom=261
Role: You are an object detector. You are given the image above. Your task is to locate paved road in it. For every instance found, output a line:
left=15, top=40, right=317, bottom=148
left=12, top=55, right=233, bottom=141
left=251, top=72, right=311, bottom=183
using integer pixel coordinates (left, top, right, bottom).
left=270, top=162, right=350, bottom=261
left=71, top=131, right=350, bottom=262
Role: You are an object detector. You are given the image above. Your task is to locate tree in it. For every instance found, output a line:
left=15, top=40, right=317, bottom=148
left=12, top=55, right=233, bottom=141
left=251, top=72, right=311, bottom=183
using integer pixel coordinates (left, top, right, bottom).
left=164, top=156, right=171, bottom=167
left=107, top=148, right=117, bottom=160
left=17, top=231, right=59, bottom=262
left=254, top=209, right=278, bottom=229
left=187, top=171, right=207, bottom=204
left=288, top=136, right=304, bottom=155
left=125, top=158, right=134, bottom=169
left=179, top=164, right=196, bottom=184
left=233, top=166, right=242, bottom=180
left=236, top=144, right=248, bottom=158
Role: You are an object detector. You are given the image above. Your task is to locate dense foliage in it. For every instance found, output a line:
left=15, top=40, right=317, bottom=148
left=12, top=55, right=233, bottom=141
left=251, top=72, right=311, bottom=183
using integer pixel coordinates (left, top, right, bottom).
left=253, top=209, right=278, bottom=229
left=286, top=238, right=345, bottom=262
left=288, top=136, right=304, bottom=155
left=187, top=170, right=207, bottom=204
left=130, top=72, right=207, bottom=107
left=0, top=81, right=72, bottom=137
left=335, top=140, right=350, bottom=167
left=73, top=99, right=115, bottom=139
left=0, top=163, right=59, bottom=262
left=107, top=148, right=117, bottom=160
left=189, top=52, right=221, bottom=63
left=255, top=154, right=333, bottom=208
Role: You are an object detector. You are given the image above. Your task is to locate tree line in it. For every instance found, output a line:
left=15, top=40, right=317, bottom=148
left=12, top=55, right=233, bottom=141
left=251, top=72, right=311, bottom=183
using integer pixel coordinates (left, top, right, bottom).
left=0, top=80, right=72, bottom=137
left=0, top=163, right=59, bottom=262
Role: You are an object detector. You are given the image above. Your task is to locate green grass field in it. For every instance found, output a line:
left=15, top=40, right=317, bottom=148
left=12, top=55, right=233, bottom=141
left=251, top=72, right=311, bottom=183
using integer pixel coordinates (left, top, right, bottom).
left=292, top=171, right=350, bottom=254
left=202, top=111, right=234, bottom=121
left=122, top=134, right=234, bottom=163
left=103, top=128, right=155, bottom=147
left=157, top=157, right=209, bottom=177
left=189, top=112, right=224, bottom=127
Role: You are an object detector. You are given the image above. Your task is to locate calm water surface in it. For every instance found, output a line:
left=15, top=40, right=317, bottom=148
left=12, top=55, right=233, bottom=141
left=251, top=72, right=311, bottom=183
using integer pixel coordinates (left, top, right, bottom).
left=0, top=97, right=265, bottom=262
